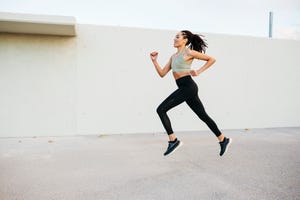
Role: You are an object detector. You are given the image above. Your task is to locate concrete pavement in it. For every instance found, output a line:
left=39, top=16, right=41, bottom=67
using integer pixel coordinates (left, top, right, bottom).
left=0, top=127, right=299, bottom=200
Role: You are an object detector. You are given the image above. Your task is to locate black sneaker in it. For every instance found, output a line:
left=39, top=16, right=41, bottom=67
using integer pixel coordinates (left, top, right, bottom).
left=219, top=137, right=232, bottom=156
left=163, top=139, right=182, bottom=156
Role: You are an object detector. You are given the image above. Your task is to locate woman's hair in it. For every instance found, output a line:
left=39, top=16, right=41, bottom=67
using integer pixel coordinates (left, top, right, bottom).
left=181, top=30, right=208, bottom=53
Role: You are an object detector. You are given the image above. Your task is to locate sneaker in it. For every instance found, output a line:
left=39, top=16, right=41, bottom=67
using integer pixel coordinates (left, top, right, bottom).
left=219, top=137, right=232, bottom=156
left=164, top=139, right=182, bottom=156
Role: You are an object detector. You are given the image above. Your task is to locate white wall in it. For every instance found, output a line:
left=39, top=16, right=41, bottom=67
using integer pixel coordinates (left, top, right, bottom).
left=0, top=34, right=77, bottom=137
left=0, top=24, right=299, bottom=137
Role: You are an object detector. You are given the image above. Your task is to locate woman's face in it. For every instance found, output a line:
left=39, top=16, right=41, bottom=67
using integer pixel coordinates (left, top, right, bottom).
left=173, top=32, right=187, bottom=48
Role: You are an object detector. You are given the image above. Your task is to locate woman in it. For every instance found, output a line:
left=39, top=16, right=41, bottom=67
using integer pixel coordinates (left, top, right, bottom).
left=150, top=30, right=231, bottom=156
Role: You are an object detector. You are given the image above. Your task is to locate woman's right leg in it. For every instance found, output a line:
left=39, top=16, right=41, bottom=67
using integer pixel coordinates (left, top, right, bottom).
left=157, top=88, right=187, bottom=156
left=156, top=88, right=186, bottom=141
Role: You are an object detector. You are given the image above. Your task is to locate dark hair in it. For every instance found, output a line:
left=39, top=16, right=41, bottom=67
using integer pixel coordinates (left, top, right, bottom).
left=181, top=30, right=208, bottom=53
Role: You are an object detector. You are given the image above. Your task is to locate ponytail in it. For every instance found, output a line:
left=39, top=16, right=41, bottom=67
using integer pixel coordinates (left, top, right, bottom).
left=181, top=30, right=208, bottom=53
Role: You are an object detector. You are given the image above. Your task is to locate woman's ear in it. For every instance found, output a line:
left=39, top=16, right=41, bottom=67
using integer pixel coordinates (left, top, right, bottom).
left=183, top=38, right=188, bottom=45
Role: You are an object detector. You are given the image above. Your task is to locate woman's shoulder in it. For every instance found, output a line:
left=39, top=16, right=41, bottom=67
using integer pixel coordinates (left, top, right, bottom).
left=185, top=48, right=198, bottom=59
left=186, top=49, right=204, bottom=58
left=185, top=48, right=195, bottom=55
left=170, top=52, right=177, bottom=59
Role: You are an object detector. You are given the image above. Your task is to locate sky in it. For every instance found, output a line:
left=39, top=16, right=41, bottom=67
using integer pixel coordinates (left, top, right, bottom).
left=0, top=0, right=299, bottom=39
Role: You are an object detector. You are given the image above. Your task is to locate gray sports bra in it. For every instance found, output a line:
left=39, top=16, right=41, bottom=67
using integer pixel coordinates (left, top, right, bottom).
left=171, top=50, right=192, bottom=72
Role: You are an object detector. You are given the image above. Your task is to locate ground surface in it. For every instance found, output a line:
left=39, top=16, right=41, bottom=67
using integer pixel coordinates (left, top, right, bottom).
left=0, top=127, right=299, bottom=200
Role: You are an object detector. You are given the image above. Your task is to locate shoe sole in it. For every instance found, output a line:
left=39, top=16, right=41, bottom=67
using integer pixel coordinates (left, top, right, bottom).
left=164, top=141, right=183, bottom=156
left=222, top=138, right=232, bottom=156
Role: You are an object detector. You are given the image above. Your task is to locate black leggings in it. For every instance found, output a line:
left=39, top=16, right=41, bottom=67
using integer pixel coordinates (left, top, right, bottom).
left=156, top=76, right=222, bottom=137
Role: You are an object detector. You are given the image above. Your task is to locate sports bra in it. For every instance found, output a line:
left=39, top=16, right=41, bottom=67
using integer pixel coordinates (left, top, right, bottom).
left=171, top=49, right=192, bottom=72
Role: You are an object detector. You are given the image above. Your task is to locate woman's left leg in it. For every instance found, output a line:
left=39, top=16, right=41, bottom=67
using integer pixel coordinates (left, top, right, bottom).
left=186, top=95, right=222, bottom=138
left=186, top=94, right=232, bottom=156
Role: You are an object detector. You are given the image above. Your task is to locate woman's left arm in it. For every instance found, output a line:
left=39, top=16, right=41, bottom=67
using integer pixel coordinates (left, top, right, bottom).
left=189, top=50, right=216, bottom=76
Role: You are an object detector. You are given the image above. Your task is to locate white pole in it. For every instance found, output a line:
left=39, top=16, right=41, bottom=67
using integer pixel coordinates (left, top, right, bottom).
left=269, top=11, right=273, bottom=38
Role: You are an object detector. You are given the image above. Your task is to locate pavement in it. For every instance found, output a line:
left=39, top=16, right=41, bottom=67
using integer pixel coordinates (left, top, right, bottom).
left=0, top=127, right=299, bottom=200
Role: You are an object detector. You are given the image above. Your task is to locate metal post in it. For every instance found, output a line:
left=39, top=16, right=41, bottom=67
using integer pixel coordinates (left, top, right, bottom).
left=269, top=11, right=273, bottom=38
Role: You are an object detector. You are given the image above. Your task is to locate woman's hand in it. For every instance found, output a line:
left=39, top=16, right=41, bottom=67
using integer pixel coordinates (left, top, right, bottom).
left=150, top=52, right=172, bottom=78
left=190, top=69, right=199, bottom=76
left=150, top=51, right=158, bottom=61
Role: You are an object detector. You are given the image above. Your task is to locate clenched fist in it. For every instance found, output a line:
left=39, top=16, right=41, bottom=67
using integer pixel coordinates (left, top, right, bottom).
left=150, top=51, right=158, bottom=61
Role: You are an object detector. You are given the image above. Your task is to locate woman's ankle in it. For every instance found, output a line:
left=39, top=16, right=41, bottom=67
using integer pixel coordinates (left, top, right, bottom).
left=168, top=133, right=177, bottom=141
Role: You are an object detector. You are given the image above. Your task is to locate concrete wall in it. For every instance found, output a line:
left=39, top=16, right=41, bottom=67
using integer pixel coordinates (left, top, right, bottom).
left=1, top=24, right=300, bottom=137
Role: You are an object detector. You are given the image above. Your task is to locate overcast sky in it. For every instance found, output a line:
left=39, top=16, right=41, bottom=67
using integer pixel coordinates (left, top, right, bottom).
left=1, top=0, right=299, bottom=39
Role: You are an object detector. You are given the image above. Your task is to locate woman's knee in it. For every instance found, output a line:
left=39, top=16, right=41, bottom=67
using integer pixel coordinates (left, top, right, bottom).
left=156, top=106, right=163, bottom=115
left=156, top=105, right=166, bottom=116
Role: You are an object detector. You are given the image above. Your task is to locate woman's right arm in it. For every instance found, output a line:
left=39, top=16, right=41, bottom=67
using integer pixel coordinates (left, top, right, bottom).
left=150, top=52, right=171, bottom=78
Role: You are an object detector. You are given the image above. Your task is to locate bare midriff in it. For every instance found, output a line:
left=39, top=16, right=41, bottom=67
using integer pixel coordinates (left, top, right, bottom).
left=173, top=71, right=191, bottom=80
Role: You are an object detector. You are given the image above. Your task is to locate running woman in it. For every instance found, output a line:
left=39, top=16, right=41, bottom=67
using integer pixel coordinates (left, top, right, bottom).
left=150, top=30, right=231, bottom=156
